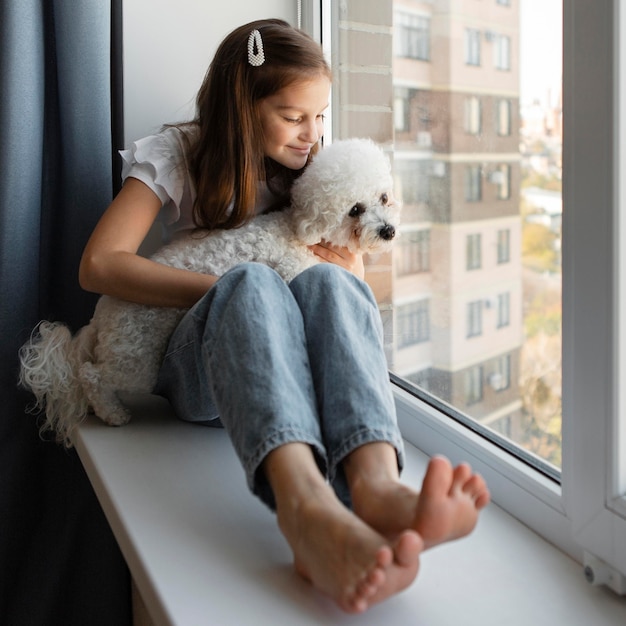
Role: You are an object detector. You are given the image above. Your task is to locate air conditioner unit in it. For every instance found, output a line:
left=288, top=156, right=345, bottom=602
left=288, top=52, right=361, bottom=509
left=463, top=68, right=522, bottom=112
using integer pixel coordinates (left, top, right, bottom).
left=489, top=170, right=505, bottom=185
left=431, top=161, right=446, bottom=177
left=416, top=131, right=432, bottom=148
left=488, top=372, right=504, bottom=391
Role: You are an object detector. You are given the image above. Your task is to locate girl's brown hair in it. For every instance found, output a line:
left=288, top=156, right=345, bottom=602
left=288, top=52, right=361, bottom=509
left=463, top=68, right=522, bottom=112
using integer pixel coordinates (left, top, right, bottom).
left=182, top=19, right=331, bottom=230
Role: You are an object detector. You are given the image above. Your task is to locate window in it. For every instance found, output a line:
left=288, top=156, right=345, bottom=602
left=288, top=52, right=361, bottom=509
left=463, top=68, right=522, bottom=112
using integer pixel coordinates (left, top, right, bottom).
left=494, top=34, right=511, bottom=70
left=393, top=159, right=430, bottom=205
left=466, top=233, right=481, bottom=270
left=466, top=300, right=483, bottom=337
left=465, top=365, right=483, bottom=404
left=395, top=12, right=430, bottom=61
left=464, top=29, right=481, bottom=66
left=497, top=292, right=510, bottom=327
left=497, top=99, right=512, bottom=136
left=464, top=165, right=482, bottom=201
left=464, top=96, right=482, bottom=135
left=491, top=354, right=511, bottom=391
left=394, top=88, right=411, bottom=132
left=323, top=0, right=626, bottom=586
left=497, top=228, right=511, bottom=263
left=494, top=163, right=511, bottom=199
left=397, top=299, right=430, bottom=348
left=397, top=229, right=430, bottom=276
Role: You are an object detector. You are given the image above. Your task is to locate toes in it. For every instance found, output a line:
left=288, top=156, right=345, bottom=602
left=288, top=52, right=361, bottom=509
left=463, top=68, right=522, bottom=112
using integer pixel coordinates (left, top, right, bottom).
left=347, top=568, right=385, bottom=614
left=356, top=566, right=385, bottom=599
left=394, top=530, right=424, bottom=566
left=451, top=462, right=472, bottom=489
left=421, top=455, right=453, bottom=497
left=374, top=545, right=394, bottom=569
left=462, top=474, right=491, bottom=509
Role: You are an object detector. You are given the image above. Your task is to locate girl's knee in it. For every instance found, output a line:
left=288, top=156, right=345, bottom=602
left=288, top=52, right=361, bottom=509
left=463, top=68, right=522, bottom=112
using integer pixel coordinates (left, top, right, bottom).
left=299, top=262, right=350, bottom=285
left=294, top=263, right=374, bottom=300
left=217, top=262, right=284, bottom=295
left=224, top=262, right=280, bottom=282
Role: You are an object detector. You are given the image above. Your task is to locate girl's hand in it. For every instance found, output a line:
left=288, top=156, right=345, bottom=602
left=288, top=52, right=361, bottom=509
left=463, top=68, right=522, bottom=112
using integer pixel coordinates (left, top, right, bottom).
left=309, top=240, right=365, bottom=280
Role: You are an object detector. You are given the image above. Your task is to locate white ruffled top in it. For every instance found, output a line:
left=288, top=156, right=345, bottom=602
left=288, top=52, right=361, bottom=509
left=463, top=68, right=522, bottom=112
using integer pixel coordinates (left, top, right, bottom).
left=120, top=126, right=279, bottom=240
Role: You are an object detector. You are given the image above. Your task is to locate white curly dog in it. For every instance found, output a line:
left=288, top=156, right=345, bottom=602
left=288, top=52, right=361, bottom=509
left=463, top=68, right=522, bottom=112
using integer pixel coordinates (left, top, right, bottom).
left=19, top=138, right=401, bottom=446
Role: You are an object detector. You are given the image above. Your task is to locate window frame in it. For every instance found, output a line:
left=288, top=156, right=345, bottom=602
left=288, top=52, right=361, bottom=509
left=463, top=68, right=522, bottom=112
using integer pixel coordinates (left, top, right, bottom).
left=497, top=227, right=511, bottom=263
left=313, top=0, right=626, bottom=582
left=493, top=33, right=511, bottom=71
left=464, top=164, right=482, bottom=201
left=396, top=298, right=431, bottom=349
left=464, top=28, right=481, bottom=66
left=394, top=11, right=431, bottom=61
left=497, top=98, right=512, bottom=136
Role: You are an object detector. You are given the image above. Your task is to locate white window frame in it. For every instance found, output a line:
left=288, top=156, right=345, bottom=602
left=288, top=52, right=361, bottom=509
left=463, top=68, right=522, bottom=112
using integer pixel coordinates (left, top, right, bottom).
left=496, top=292, right=510, bottom=328
left=493, top=33, right=511, bottom=70
left=310, top=0, right=626, bottom=586
left=464, top=28, right=481, bottom=66
left=464, top=95, right=482, bottom=135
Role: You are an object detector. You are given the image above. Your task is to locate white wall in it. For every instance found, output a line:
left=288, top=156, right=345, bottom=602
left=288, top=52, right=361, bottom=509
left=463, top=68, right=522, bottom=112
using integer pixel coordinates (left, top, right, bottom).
left=122, top=0, right=297, bottom=144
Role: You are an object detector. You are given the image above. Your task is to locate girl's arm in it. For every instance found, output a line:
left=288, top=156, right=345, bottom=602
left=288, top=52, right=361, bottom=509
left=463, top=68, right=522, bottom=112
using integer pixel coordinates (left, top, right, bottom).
left=79, top=178, right=217, bottom=308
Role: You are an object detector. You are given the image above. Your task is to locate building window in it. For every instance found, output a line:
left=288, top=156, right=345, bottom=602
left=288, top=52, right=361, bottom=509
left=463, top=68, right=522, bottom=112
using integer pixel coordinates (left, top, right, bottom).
left=394, top=88, right=411, bottom=132
left=493, top=163, right=511, bottom=199
left=497, top=292, right=511, bottom=328
left=464, top=165, right=482, bottom=201
left=494, top=34, right=511, bottom=70
left=464, top=96, right=482, bottom=135
left=394, top=159, right=430, bottom=205
left=465, top=365, right=484, bottom=404
left=395, top=13, right=430, bottom=61
left=497, top=99, right=512, bottom=136
left=466, top=233, right=482, bottom=270
left=497, top=228, right=511, bottom=264
left=467, top=300, right=483, bottom=338
left=397, top=299, right=430, bottom=348
left=496, top=0, right=511, bottom=6
left=464, top=28, right=481, bottom=66
left=397, top=230, right=430, bottom=276
left=491, top=354, right=511, bottom=391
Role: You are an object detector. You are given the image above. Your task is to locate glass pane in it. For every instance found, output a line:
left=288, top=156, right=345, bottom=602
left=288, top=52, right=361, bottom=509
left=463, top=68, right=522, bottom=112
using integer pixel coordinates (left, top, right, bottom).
left=333, top=0, right=563, bottom=472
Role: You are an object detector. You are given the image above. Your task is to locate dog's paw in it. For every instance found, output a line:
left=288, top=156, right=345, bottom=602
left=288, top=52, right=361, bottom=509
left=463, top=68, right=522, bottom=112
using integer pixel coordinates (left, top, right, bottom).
left=98, top=406, right=132, bottom=427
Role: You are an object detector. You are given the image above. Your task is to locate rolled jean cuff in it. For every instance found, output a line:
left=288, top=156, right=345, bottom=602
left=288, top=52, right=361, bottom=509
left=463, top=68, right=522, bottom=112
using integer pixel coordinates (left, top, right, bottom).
left=244, top=428, right=328, bottom=511
left=327, top=427, right=406, bottom=486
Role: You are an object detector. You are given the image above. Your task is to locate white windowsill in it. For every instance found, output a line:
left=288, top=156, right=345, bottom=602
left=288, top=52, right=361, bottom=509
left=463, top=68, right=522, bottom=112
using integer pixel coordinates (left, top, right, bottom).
left=74, top=394, right=626, bottom=626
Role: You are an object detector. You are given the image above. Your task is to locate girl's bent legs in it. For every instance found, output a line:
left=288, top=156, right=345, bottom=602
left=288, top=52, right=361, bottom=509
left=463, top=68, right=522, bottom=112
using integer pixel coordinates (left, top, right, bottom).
left=289, top=264, right=405, bottom=497
left=289, top=265, right=490, bottom=546
left=157, top=263, right=326, bottom=508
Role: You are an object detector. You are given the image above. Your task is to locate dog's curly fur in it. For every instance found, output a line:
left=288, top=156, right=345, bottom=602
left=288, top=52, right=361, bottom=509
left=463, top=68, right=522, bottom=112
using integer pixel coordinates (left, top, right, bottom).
left=19, top=138, right=401, bottom=446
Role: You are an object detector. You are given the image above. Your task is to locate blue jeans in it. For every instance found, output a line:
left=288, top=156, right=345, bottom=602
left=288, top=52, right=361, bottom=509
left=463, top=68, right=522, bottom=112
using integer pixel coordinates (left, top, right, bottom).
left=155, top=262, right=404, bottom=509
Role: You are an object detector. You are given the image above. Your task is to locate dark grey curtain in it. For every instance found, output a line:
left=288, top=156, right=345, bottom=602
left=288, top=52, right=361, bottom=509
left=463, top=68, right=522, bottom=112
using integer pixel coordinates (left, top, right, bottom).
left=0, top=1, right=131, bottom=624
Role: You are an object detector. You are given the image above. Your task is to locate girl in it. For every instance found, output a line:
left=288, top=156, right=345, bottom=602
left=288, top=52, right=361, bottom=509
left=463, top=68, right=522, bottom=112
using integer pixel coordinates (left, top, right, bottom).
left=79, top=19, right=490, bottom=614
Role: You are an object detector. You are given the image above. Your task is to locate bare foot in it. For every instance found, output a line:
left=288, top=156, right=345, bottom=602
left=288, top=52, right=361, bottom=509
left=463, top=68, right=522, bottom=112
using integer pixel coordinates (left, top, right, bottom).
left=351, top=455, right=490, bottom=549
left=413, top=456, right=490, bottom=548
left=276, top=485, right=423, bottom=613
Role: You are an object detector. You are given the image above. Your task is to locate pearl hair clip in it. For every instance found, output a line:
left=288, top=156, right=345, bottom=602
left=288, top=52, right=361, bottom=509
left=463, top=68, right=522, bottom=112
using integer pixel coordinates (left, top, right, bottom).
left=247, top=29, right=265, bottom=67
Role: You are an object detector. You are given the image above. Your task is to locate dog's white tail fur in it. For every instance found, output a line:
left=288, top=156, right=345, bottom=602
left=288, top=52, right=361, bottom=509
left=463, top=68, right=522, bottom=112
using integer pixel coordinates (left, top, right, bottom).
left=18, top=321, right=95, bottom=447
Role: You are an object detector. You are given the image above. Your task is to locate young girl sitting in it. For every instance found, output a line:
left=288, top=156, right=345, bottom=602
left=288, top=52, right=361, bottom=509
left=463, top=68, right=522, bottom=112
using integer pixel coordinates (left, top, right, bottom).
left=79, top=18, right=490, bottom=614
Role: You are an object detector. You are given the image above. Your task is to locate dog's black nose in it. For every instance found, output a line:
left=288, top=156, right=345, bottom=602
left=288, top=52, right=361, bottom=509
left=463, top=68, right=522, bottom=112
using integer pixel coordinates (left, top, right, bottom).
left=379, top=224, right=396, bottom=240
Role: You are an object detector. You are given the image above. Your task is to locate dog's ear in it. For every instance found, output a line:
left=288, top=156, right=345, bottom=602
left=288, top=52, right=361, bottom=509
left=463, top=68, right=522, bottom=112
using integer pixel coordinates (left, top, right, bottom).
left=291, top=199, right=338, bottom=245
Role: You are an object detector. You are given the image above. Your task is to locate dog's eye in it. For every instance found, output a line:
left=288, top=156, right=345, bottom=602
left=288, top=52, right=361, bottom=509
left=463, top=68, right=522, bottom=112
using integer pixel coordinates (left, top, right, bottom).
left=349, top=203, right=366, bottom=217
left=380, top=193, right=389, bottom=205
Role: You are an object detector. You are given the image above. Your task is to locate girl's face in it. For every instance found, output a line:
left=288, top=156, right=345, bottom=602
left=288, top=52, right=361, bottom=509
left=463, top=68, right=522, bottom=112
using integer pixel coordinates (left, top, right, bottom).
left=258, top=76, right=331, bottom=170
